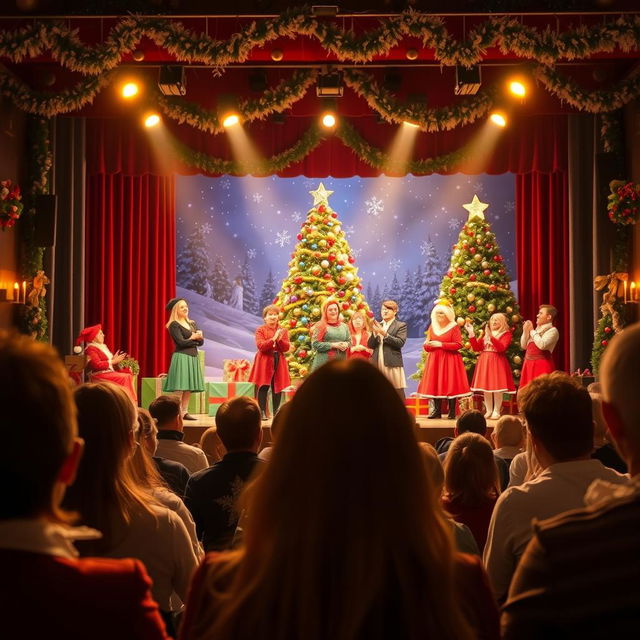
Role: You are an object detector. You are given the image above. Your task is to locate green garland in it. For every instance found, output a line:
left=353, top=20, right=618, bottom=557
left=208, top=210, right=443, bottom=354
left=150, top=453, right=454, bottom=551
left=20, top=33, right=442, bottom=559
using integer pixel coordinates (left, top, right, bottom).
left=156, top=68, right=318, bottom=133
left=1, top=11, right=639, bottom=75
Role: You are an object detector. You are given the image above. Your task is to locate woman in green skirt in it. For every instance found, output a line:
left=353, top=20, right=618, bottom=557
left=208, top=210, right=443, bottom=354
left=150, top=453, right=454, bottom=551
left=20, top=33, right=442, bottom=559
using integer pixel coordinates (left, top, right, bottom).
left=310, top=299, right=350, bottom=371
left=163, top=297, right=204, bottom=420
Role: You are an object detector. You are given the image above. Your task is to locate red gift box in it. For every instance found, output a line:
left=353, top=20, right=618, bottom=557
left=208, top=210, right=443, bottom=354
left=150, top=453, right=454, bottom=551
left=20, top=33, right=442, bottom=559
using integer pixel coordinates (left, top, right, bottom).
left=405, top=396, right=430, bottom=416
left=501, top=394, right=518, bottom=416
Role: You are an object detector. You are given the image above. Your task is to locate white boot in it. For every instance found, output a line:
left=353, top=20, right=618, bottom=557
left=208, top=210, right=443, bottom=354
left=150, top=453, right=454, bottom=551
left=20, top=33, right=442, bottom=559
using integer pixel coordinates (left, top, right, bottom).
left=491, top=392, right=503, bottom=420
left=484, top=392, right=493, bottom=419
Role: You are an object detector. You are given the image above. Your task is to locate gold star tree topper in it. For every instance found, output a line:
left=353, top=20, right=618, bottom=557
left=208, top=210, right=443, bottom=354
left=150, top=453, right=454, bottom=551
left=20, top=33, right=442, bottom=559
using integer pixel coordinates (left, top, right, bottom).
left=309, top=182, right=334, bottom=206
left=462, top=194, right=489, bottom=220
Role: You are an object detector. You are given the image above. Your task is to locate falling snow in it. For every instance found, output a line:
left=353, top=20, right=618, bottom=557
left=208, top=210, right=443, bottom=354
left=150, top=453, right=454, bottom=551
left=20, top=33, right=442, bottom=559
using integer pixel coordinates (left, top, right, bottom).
left=389, top=258, right=402, bottom=271
left=291, top=211, right=303, bottom=223
left=504, top=200, right=515, bottom=214
left=448, top=218, right=462, bottom=230
left=473, top=182, right=485, bottom=194
left=352, top=248, right=363, bottom=258
left=344, top=224, right=355, bottom=236
left=252, top=193, right=263, bottom=203
left=365, top=196, right=384, bottom=217
left=247, top=248, right=257, bottom=259
left=419, top=240, right=432, bottom=256
left=221, top=178, right=231, bottom=190
left=275, top=230, right=292, bottom=247
left=200, top=222, right=213, bottom=234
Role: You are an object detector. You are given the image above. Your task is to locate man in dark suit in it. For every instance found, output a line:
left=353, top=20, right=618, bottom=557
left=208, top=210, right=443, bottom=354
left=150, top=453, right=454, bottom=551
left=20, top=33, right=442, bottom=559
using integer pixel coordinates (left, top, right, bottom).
left=368, top=299, right=408, bottom=400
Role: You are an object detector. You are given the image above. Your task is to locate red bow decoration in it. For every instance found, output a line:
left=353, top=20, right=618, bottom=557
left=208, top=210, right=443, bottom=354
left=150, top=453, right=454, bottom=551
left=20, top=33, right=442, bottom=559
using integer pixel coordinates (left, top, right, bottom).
left=223, top=359, right=251, bottom=382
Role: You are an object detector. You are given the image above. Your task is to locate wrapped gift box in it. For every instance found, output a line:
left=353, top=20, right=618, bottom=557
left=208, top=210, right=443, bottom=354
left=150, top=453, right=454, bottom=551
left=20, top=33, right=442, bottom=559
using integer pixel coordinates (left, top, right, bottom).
left=222, top=358, right=252, bottom=382
left=207, top=381, right=256, bottom=416
left=501, top=393, right=518, bottom=416
left=405, top=396, right=431, bottom=416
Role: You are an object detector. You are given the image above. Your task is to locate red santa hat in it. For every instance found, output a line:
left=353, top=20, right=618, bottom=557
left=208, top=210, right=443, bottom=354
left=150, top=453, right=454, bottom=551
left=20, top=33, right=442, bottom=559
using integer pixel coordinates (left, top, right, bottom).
left=74, top=324, right=101, bottom=353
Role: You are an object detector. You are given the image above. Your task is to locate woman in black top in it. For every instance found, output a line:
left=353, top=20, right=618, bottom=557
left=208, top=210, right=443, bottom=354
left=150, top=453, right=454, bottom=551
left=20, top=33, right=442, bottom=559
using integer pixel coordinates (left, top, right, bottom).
left=163, top=298, right=204, bottom=420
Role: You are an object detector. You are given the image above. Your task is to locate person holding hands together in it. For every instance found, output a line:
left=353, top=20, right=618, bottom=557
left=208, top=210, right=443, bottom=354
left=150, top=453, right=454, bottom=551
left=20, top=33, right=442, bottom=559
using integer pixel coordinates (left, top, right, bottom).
left=310, top=299, right=351, bottom=371
left=519, top=305, right=559, bottom=392
left=347, top=310, right=373, bottom=360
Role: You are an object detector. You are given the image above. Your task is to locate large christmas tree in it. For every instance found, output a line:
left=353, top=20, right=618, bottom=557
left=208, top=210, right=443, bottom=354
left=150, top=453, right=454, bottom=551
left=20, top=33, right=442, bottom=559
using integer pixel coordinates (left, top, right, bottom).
left=414, top=195, right=523, bottom=381
left=275, top=183, right=371, bottom=379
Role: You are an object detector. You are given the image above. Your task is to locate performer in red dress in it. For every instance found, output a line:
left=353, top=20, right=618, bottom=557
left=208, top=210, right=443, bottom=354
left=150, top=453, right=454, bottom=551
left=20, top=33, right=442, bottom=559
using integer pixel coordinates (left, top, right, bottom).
left=249, top=304, right=291, bottom=421
left=519, top=305, right=559, bottom=392
left=75, top=324, right=137, bottom=403
left=347, top=310, right=373, bottom=360
left=465, top=313, right=515, bottom=420
left=417, top=301, right=471, bottom=420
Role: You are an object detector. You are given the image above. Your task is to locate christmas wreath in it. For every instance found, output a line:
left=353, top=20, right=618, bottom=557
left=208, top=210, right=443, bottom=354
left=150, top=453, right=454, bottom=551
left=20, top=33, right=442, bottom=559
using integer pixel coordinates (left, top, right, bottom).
left=607, top=180, right=640, bottom=225
left=0, top=180, right=24, bottom=230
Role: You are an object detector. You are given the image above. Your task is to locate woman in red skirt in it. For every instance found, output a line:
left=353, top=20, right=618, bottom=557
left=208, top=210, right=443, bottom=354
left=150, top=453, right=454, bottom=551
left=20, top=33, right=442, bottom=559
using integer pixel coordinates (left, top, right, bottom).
left=347, top=310, right=373, bottom=360
left=417, top=302, right=470, bottom=420
left=465, top=313, right=515, bottom=420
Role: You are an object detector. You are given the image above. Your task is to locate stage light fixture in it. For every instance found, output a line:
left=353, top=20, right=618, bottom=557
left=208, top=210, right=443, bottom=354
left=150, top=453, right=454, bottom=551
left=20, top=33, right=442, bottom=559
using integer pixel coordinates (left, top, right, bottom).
left=317, top=71, right=343, bottom=97
left=406, top=48, right=418, bottom=61
left=121, top=82, right=139, bottom=99
left=312, top=5, right=339, bottom=16
left=158, top=66, right=186, bottom=96
left=223, top=113, right=241, bottom=128
left=489, top=111, right=507, bottom=127
left=402, top=121, right=420, bottom=128
left=321, top=112, right=337, bottom=129
left=455, top=65, right=481, bottom=96
left=270, top=49, right=284, bottom=62
left=508, top=80, right=527, bottom=97
left=144, top=113, right=161, bottom=128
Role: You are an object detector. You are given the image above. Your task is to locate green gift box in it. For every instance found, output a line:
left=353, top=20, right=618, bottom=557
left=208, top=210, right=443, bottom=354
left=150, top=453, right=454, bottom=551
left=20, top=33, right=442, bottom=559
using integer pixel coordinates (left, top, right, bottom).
left=207, top=381, right=255, bottom=416
left=141, top=377, right=164, bottom=410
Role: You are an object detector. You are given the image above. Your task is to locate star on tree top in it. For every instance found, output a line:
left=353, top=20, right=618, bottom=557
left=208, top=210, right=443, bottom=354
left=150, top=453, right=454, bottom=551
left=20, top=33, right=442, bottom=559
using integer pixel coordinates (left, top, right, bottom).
left=462, top=194, right=489, bottom=220
left=309, top=182, right=334, bottom=206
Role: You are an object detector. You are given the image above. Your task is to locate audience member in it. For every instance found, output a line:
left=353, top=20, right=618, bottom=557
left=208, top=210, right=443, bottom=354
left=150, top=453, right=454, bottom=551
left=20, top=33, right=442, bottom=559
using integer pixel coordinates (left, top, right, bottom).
left=258, top=401, right=290, bottom=461
left=0, top=332, right=168, bottom=640
left=184, top=397, right=263, bottom=551
left=199, top=427, right=225, bottom=467
left=149, top=396, right=208, bottom=474
left=590, top=393, right=627, bottom=473
left=502, top=323, right=640, bottom=638
left=483, top=372, right=628, bottom=603
left=442, top=433, right=500, bottom=552
left=492, top=415, right=525, bottom=472
left=63, top=383, right=199, bottom=632
left=138, top=408, right=191, bottom=497
left=180, top=359, right=499, bottom=640
left=507, top=431, right=542, bottom=487
left=419, top=442, right=480, bottom=555
left=437, top=410, right=509, bottom=489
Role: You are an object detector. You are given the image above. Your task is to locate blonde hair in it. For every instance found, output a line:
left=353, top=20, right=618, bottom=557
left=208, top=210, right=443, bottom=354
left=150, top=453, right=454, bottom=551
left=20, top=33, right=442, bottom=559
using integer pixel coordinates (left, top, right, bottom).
left=419, top=442, right=445, bottom=498
left=200, top=427, right=226, bottom=466
left=493, top=415, right=524, bottom=448
left=166, top=298, right=190, bottom=329
left=185, top=359, right=472, bottom=640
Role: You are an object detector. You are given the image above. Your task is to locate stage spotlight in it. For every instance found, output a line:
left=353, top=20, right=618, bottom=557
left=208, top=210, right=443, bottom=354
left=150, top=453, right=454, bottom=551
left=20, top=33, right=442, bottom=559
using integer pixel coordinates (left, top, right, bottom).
left=317, top=71, right=343, bottom=97
left=508, top=80, right=527, bottom=97
left=489, top=111, right=507, bottom=127
left=402, top=121, right=419, bottom=128
left=121, top=82, right=139, bottom=99
left=223, top=113, right=241, bottom=128
left=144, top=113, right=161, bottom=128
left=321, top=112, right=337, bottom=129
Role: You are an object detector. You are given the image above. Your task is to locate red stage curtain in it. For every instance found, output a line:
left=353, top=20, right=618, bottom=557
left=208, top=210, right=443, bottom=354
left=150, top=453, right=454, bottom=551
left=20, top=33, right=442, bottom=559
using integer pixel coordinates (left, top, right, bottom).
left=516, top=171, right=570, bottom=374
left=85, top=173, right=175, bottom=378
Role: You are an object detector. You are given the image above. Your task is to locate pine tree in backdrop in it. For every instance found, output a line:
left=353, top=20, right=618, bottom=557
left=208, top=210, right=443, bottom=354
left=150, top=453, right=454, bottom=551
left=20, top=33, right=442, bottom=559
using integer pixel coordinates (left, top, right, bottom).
left=399, top=269, right=416, bottom=335
left=177, top=225, right=211, bottom=296
left=413, top=195, right=523, bottom=380
left=416, top=239, right=444, bottom=334
left=259, top=269, right=277, bottom=312
left=209, top=256, right=232, bottom=304
left=240, top=255, right=258, bottom=315
left=275, top=183, right=371, bottom=379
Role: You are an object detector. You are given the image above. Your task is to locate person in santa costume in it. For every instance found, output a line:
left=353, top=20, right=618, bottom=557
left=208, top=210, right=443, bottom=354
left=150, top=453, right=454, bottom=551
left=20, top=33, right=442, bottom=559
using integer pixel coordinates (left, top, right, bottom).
left=310, top=299, right=350, bottom=372
left=249, top=304, right=291, bottom=421
left=74, top=324, right=137, bottom=403
left=417, top=301, right=471, bottom=420
left=518, top=304, right=559, bottom=392
left=465, top=313, right=515, bottom=420
left=347, top=310, right=373, bottom=360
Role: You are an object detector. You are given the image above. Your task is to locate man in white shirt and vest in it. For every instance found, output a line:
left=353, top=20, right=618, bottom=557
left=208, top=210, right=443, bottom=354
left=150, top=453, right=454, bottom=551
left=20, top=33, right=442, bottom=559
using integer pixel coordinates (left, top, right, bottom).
left=519, top=305, right=559, bottom=391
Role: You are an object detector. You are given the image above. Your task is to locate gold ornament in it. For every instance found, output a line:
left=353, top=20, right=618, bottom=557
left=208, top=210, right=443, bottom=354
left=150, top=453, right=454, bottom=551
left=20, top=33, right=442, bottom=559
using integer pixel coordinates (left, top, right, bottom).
left=299, top=367, right=308, bottom=377
left=487, top=303, right=496, bottom=312
left=473, top=254, right=483, bottom=262
left=506, top=306, right=513, bottom=313
left=462, top=194, right=489, bottom=220
left=511, top=314, right=520, bottom=323
left=467, top=293, right=476, bottom=302
left=312, top=307, right=321, bottom=317
left=482, top=261, right=490, bottom=269
left=457, top=317, right=466, bottom=326
left=293, top=308, right=302, bottom=316
left=514, top=368, right=521, bottom=377
left=513, top=355, right=522, bottom=365
left=476, top=298, right=485, bottom=306
left=465, top=341, right=472, bottom=349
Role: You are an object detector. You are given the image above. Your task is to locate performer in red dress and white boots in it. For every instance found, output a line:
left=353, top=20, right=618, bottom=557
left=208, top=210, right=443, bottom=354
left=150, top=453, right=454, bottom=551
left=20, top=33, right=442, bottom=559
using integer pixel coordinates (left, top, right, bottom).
left=519, top=305, right=559, bottom=392
left=465, top=313, right=515, bottom=420
left=417, top=301, right=471, bottom=420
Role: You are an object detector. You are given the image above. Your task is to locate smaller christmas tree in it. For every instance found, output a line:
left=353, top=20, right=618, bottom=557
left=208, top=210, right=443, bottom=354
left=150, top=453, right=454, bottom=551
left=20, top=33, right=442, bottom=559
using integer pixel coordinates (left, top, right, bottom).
left=177, top=225, right=211, bottom=296
left=259, top=269, right=277, bottom=312
left=240, top=254, right=258, bottom=315
left=209, top=256, right=232, bottom=303
left=275, top=183, right=371, bottom=379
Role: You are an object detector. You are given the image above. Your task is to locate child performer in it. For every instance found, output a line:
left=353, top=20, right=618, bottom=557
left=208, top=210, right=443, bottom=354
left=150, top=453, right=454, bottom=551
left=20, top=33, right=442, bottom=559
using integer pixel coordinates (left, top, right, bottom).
left=347, top=310, right=373, bottom=360
left=249, top=305, right=291, bottom=421
left=417, top=301, right=470, bottom=420
left=464, top=313, right=515, bottom=420
left=519, top=305, right=559, bottom=392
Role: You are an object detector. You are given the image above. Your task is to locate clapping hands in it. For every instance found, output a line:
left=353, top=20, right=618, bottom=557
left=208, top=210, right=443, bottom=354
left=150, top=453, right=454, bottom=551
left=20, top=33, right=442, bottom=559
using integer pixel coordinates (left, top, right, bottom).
left=111, top=350, right=128, bottom=365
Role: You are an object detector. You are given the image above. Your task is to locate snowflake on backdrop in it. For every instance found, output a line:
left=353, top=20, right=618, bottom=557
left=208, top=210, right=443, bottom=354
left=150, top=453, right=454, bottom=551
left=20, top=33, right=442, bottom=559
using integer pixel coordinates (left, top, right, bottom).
left=504, top=200, right=515, bottom=214
left=252, top=193, right=263, bottom=203
left=200, top=222, right=213, bottom=234
left=220, top=178, right=231, bottom=190
left=303, top=178, right=316, bottom=189
left=275, top=230, right=292, bottom=247
left=344, top=224, right=355, bottom=236
left=389, top=258, right=402, bottom=272
left=419, top=240, right=433, bottom=256
left=352, top=248, right=363, bottom=258
left=247, top=248, right=257, bottom=259
left=473, top=182, right=485, bottom=194
left=365, top=196, right=384, bottom=217
left=291, top=211, right=303, bottom=223
left=448, top=217, right=462, bottom=230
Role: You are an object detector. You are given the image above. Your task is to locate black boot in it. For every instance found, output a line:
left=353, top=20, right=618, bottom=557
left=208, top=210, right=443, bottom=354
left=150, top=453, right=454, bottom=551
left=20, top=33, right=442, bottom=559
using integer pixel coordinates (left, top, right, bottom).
left=257, top=386, right=270, bottom=421
left=447, top=398, right=457, bottom=420
left=428, top=398, right=441, bottom=420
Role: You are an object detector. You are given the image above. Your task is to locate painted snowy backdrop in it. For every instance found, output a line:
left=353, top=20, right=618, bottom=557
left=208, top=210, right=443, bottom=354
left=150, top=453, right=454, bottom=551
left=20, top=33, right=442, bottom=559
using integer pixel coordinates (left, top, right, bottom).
left=175, top=174, right=516, bottom=392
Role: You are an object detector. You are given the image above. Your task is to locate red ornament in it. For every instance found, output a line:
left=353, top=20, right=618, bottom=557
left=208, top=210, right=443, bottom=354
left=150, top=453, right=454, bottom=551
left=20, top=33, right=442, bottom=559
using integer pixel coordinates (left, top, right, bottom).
left=357, top=283, right=363, bottom=290
left=289, top=319, right=297, bottom=328
left=337, top=291, right=345, bottom=298
left=327, top=285, right=335, bottom=292
left=298, top=350, right=307, bottom=359
left=366, top=310, right=375, bottom=318
left=483, top=269, right=491, bottom=276
left=337, top=259, right=345, bottom=266
left=273, top=297, right=279, bottom=304
left=469, top=274, right=477, bottom=281
left=468, top=305, right=476, bottom=313
left=341, top=302, right=350, bottom=310
left=485, top=244, right=492, bottom=250
left=489, top=284, right=497, bottom=292
left=331, top=212, right=338, bottom=218
left=462, top=242, right=469, bottom=249
left=456, top=267, right=465, bottom=275
left=470, top=247, right=476, bottom=254
left=294, top=276, right=303, bottom=284
left=494, top=255, right=502, bottom=262
left=601, top=340, right=608, bottom=346
left=498, top=269, right=506, bottom=276
left=447, top=270, right=453, bottom=278
left=449, top=287, right=457, bottom=295
left=327, top=239, right=335, bottom=246
left=314, top=252, right=322, bottom=259
left=348, top=256, right=355, bottom=264
left=604, top=327, right=612, bottom=334
left=318, top=205, right=326, bottom=213
left=358, top=302, right=365, bottom=309
left=328, top=253, right=336, bottom=262
left=337, top=276, right=347, bottom=285
left=290, top=252, right=296, bottom=259
left=323, top=273, right=331, bottom=280
left=467, top=231, right=474, bottom=237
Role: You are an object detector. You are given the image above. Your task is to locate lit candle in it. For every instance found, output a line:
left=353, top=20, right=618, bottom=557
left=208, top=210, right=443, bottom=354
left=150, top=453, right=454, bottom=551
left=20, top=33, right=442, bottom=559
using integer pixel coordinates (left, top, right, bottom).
left=13, top=282, right=19, bottom=302
left=632, top=282, right=637, bottom=303
left=22, top=281, right=26, bottom=304
left=624, top=280, right=628, bottom=303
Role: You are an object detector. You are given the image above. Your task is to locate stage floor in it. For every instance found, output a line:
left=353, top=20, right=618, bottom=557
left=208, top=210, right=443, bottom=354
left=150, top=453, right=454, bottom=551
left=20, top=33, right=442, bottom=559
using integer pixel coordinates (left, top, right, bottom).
left=183, top=414, right=495, bottom=448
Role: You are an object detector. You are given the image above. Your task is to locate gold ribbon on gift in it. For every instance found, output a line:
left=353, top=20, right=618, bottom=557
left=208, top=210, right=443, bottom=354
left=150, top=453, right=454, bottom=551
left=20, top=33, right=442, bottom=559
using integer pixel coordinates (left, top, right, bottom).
left=223, top=358, right=251, bottom=382
left=594, top=272, right=627, bottom=333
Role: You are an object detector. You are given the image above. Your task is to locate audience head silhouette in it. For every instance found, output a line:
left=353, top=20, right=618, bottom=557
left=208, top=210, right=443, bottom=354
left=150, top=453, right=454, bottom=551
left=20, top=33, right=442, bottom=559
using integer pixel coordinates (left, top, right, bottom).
left=214, top=396, right=261, bottom=452
left=455, top=409, right=487, bottom=437
left=149, top=395, right=182, bottom=429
